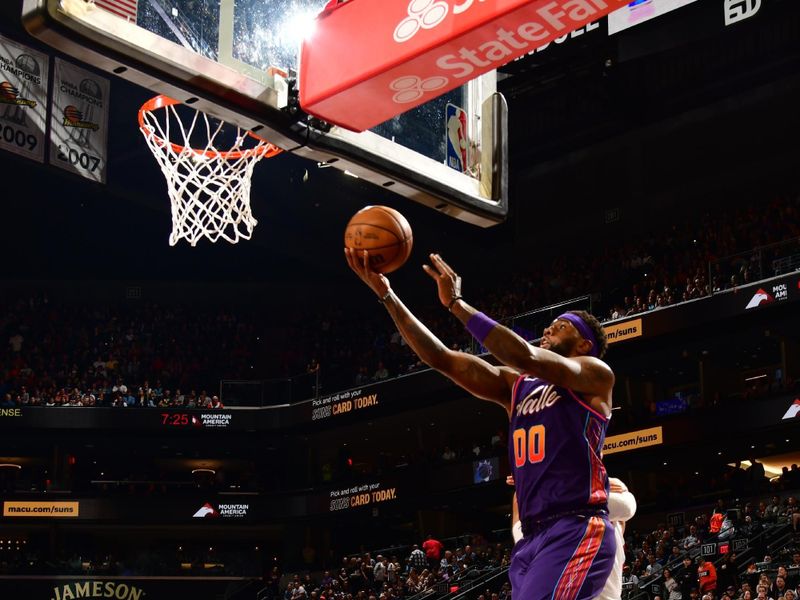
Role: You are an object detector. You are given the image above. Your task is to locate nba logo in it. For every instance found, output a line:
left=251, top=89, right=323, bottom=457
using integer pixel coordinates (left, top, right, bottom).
left=445, top=103, right=468, bottom=173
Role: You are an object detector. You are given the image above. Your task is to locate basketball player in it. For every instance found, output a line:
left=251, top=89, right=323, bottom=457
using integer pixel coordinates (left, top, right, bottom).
left=345, top=250, right=616, bottom=600
left=507, top=475, right=636, bottom=600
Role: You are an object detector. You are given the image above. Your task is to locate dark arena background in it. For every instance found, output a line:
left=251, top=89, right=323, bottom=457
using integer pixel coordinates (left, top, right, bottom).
left=2, top=1, right=800, bottom=600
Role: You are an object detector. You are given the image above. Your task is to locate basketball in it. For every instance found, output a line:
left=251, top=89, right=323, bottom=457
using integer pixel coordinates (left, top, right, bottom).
left=344, top=205, right=413, bottom=274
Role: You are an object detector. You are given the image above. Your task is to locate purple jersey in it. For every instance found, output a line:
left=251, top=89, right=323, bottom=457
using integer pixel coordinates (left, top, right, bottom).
left=509, top=374, right=609, bottom=523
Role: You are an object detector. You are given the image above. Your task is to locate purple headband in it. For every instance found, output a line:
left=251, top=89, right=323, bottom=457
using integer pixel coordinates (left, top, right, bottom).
left=556, top=313, right=599, bottom=358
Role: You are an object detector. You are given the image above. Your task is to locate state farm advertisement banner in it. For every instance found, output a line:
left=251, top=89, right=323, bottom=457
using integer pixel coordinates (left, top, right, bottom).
left=300, top=0, right=630, bottom=131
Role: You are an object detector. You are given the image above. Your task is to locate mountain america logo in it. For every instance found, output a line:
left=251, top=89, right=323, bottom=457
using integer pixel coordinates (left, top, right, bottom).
left=193, top=502, right=219, bottom=518
left=745, top=288, right=773, bottom=310
left=783, top=398, right=800, bottom=420
left=192, top=502, right=249, bottom=518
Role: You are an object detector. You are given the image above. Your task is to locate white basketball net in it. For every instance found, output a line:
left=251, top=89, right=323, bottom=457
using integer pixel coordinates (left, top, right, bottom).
left=138, top=96, right=281, bottom=246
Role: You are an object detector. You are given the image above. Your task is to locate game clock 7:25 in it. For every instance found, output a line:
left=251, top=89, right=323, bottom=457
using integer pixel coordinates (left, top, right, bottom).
left=161, top=413, right=195, bottom=426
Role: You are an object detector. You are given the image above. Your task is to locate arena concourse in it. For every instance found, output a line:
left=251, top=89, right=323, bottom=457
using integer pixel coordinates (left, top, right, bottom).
left=2, top=1, right=800, bottom=600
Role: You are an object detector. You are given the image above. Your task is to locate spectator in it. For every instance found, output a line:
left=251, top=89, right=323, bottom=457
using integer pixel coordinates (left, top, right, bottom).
left=663, top=567, right=681, bottom=600
left=372, top=362, right=389, bottom=382
left=718, top=553, right=739, bottom=592
left=646, top=553, right=663, bottom=578
left=422, top=535, right=443, bottom=570
left=764, top=496, right=782, bottom=523
left=684, top=525, right=700, bottom=550
left=408, top=546, right=426, bottom=574
left=8, top=331, right=24, bottom=354
left=770, top=575, right=788, bottom=598
left=748, top=458, right=767, bottom=494
left=373, top=556, right=387, bottom=592
left=698, top=557, right=718, bottom=595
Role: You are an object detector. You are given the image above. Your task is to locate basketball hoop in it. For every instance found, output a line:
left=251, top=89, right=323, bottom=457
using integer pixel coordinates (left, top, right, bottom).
left=138, top=95, right=282, bottom=246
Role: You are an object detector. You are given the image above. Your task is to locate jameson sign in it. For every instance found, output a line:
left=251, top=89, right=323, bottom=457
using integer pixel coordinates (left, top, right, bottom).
left=0, top=578, right=248, bottom=600
left=51, top=581, right=144, bottom=600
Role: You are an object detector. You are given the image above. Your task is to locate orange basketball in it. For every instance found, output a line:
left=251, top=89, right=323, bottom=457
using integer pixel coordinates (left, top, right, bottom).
left=344, top=205, right=413, bottom=274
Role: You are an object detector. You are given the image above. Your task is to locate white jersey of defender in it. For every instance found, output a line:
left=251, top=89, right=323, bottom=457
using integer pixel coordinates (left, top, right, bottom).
left=596, top=479, right=637, bottom=600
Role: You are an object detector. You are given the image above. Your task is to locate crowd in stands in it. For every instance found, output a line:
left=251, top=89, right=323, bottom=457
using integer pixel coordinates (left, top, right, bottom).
left=1, top=194, right=798, bottom=406
left=4, top=461, right=800, bottom=600
left=622, top=488, right=800, bottom=600
left=0, top=296, right=246, bottom=409
left=259, top=534, right=512, bottom=600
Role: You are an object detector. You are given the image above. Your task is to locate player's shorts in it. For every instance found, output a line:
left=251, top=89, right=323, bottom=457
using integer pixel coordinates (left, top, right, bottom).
left=509, top=511, right=616, bottom=600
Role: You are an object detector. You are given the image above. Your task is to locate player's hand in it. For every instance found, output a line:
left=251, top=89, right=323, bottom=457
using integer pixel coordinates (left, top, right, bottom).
left=506, top=475, right=515, bottom=487
left=345, top=248, right=391, bottom=300
left=422, top=253, right=462, bottom=309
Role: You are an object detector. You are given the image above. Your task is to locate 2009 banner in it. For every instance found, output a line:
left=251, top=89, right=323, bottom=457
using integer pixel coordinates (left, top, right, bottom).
left=0, top=34, right=48, bottom=164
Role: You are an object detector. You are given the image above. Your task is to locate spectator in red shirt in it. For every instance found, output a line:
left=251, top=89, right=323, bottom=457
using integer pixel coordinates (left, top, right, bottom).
left=698, top=558, right=718, bottom=594
left=422, top=534, right=444, bottom=570
left=709, top=510, right=724, bottom=535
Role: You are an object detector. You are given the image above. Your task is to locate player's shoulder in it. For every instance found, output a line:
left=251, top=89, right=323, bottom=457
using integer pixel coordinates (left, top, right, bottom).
left=572, top=354, right=615, bottom=387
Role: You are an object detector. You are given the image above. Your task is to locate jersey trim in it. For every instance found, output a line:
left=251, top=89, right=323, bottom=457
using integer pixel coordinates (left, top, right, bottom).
left=551, top=515, right=607, bottom=600
left=510, top=373, right=529, bottom=413
left=566, top=388, right=609, bottom=422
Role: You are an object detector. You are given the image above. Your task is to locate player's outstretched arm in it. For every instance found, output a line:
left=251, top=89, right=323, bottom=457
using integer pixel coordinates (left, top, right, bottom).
left=423, top=253, right=613, bottom=398
left=345, top=249, right=515, bottom=413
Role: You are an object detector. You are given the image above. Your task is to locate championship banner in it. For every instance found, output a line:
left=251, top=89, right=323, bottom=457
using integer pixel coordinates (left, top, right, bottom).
left=0, top=35, right=48, bottom=163
left=49, top=58, right=109, bottom=183
left=602, top=426, right=663, bottom=455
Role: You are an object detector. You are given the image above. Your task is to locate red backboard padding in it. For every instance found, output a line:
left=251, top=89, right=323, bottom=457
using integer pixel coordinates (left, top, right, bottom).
left=299, top=0, right=629, bottom=132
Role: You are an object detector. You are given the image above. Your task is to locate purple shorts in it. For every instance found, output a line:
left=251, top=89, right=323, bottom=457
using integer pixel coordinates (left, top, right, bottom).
left=509, top=513, right=616, bottom=600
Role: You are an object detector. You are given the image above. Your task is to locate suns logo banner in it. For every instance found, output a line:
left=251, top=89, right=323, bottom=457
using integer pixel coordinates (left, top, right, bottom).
left=49, top=58, right=110, bottom=183
left=0, top=35, right=48, bottom=164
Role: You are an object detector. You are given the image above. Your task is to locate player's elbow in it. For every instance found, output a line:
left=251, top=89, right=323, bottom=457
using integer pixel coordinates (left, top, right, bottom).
left=608, top=491, right=637, bottom=522
left=427, top=347, right=455, bottom=372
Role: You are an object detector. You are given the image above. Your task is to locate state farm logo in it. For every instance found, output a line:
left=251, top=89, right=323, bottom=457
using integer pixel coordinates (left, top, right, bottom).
left=388, top=0, right=614, bottom=105
left=394, top=0, right=449, bottom=43
left=390, top=74, right=448, bottom=104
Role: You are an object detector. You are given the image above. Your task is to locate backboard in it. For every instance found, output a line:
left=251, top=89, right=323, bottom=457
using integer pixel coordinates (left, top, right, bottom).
left=22, top=0, right=508, bottom=226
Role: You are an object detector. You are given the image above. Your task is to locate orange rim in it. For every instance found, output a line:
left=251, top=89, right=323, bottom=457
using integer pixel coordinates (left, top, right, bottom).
left=137, top=95, right=283, bottom=160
